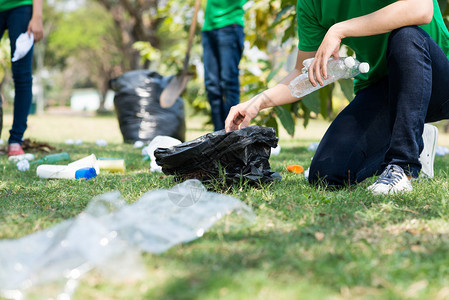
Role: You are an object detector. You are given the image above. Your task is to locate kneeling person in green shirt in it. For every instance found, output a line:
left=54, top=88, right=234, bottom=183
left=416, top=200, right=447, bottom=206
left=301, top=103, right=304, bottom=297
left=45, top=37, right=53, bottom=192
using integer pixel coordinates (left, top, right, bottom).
left=225, top=0, right=449, bottom=195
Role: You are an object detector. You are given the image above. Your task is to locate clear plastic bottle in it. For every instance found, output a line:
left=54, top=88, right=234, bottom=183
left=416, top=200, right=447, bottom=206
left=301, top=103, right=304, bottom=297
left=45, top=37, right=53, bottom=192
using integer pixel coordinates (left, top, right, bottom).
left=288, top=57, right=370, bottom=98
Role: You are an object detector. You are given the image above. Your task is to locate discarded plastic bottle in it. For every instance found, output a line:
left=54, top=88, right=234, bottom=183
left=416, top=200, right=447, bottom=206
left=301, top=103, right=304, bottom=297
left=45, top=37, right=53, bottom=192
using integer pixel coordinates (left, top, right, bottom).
left=288, top=57, right=370, bottom=98
left=36, top=154, right=99, bottom=180
left=30, top=152, right=70, bottom=165
left=97, top=157, right=126, bottom=173
left=37, top=165, right=97, bottom=180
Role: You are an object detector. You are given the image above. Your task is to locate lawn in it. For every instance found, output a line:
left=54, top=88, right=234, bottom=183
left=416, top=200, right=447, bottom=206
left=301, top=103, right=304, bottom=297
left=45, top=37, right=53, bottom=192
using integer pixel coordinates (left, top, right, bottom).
left=2, top=111, right=449, bottom=300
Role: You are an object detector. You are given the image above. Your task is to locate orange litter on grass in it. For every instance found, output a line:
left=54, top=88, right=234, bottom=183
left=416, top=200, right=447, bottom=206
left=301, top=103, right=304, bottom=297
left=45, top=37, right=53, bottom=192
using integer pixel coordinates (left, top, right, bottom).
left=286, top=164, right=304, bottom=173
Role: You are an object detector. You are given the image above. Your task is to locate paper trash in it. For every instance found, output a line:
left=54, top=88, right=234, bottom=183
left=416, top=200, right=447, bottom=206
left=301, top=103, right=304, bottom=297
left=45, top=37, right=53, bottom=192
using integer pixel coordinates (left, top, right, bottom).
left=11, top=33, right=34, bottom=62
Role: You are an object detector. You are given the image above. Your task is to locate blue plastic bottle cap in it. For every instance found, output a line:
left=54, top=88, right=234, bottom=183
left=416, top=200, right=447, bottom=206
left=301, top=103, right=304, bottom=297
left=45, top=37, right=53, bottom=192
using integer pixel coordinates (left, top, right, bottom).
left=75, top=167, right=97, bottom=180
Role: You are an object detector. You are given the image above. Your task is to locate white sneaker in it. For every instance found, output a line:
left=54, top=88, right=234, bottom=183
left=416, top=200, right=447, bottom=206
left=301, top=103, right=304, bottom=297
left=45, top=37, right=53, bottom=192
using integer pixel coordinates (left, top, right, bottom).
left=419, top=124, right=438, bottom=178
left=368, top=164, right=412, bottom=195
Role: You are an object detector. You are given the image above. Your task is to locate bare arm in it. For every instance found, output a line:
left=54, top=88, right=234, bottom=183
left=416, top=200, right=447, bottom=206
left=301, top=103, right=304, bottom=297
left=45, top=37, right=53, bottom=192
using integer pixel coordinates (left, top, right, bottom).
left=27, top=0, right=43, bottom=42
left=309, top=0, right=434, bottom=86
left=224, top=50, right=316, bottom=132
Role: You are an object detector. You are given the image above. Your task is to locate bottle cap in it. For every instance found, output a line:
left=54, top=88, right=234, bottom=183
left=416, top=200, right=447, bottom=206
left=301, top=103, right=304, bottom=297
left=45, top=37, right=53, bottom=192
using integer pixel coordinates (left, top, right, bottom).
left=359, top=62, right=370, bottom=73
left=344, top=57, right=356, bottom=69
left=75, top=167, right=97, bottom=180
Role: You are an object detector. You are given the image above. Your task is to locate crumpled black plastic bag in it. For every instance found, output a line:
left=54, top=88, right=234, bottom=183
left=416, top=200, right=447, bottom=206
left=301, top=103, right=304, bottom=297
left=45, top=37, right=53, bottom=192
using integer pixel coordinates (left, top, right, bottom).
left=154, top=126, right=281, bottom=184
left=110, top=70, right=186, bottom=143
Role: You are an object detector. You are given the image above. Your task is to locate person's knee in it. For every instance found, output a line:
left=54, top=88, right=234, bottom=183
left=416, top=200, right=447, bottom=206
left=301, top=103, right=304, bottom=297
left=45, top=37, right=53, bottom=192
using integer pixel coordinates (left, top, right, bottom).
left=387, top=26, right=428, bottom=57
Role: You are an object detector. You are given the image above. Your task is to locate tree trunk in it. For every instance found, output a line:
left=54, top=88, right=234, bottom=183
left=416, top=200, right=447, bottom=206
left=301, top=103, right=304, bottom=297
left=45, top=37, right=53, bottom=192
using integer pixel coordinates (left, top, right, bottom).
left=95, top=0, right=164, bottom=70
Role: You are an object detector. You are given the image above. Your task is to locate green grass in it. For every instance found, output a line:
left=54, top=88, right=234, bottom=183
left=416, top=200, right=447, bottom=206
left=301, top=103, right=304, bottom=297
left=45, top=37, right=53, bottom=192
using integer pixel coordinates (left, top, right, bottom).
left=2, top=113, right=449, bottom=299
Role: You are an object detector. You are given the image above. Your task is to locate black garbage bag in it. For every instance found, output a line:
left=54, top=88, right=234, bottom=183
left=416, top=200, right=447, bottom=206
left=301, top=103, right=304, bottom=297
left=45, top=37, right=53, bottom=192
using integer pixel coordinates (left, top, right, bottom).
left=154, top=126, right=281, bottom=184
left=110, top=70, right=186, bottom=143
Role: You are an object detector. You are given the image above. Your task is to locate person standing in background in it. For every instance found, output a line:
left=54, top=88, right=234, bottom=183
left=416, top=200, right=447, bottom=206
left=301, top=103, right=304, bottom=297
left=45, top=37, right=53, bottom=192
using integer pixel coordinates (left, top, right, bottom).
left=202, top=0, right=246, bottom=131
left=0, top=0, right=43, bottom=156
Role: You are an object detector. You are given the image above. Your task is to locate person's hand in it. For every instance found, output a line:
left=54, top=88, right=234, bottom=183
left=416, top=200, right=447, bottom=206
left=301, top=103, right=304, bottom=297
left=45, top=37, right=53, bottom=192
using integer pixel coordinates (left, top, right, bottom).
left=27, top=16, right=43, bottom=43
left=225, top=93, right=267, bottom=132
left=308, top=24, right=343, bottom=87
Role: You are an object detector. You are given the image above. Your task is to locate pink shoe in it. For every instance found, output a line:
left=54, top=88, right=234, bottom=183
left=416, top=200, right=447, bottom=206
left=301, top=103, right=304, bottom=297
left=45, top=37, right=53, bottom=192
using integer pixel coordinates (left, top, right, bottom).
left=8, top=143, right=25, bottom=156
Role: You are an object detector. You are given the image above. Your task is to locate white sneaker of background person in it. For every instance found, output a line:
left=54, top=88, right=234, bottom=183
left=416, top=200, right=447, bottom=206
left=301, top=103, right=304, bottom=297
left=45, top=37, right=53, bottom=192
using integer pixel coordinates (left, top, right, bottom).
left=368, top=164, right=412, bottom=195
left=11, top=32, right=34, bottom=62
left=418, top=124, right=438, bottom=178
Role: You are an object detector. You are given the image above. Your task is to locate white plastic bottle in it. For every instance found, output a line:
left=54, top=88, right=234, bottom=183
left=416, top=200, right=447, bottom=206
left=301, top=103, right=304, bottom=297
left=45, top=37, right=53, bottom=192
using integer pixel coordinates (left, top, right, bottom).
left=36, top=165, right=97, bottom=179
left=36, top=154, right=99, bottom=179
left=288, top=57, right=370, bottom=98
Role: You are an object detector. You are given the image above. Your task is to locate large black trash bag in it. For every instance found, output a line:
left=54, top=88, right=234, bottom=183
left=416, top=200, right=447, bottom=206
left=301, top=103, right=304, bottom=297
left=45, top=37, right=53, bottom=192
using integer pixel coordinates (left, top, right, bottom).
left=110, top=70, right=186, bottom=143
left=154, top=126, right=282, bottom=184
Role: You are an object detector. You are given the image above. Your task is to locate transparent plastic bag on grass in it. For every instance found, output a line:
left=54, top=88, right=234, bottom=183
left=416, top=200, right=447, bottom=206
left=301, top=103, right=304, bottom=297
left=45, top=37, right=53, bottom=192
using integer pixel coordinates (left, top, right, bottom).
left=0, top=180, right=254, bottom=300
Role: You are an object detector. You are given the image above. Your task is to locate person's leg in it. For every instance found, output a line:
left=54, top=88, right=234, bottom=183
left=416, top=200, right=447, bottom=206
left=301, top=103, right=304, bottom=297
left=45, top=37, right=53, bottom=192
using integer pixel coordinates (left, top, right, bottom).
left=308, top=78, right=391, bottom=186
left=384, top=26, right=449, bottom=177
left=216, top=25, right=244, bottom=127
left=7, top=5, right=34, bottom=145
left=202, top=29, right=224, bottom=131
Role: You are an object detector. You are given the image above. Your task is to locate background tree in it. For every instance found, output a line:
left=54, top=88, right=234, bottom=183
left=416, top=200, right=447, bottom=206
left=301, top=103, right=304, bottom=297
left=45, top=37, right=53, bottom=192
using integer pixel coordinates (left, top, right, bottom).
left=94, top=0, right=166, bottom=70
left=47, top=1, right=124, bottom=110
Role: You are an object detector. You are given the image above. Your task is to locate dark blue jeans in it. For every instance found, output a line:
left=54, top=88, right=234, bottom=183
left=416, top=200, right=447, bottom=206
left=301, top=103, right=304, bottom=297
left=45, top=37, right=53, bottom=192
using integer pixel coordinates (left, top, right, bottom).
left=0, top=5, right=33, bottom=144
left=309, top=26, right=449, bottom=186
left=202, top=25, right=244, bottom=131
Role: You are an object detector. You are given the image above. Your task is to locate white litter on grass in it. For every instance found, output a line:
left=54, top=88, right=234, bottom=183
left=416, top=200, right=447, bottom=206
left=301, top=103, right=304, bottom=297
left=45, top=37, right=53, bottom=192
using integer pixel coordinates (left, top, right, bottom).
left=0, top=180, right=254, bottom=300
left=95, top=139, right=107, bottom=147
left=133, top=141, right=144, bottom=148
left=65, top=139, right=74, bottom=145
left=271, top=145, right=281, bottom=156
left=11, top=32, right=34, bottom=62
left=16, top=160, right=30, bottom=172
left=0, top=139, right=4, bottom=145
left=307, top=142, right=320, bottom=151
left=8, top=153, right=34, bottom=163
left=304, top=168, right=310, bottom=180
left=75, top=139, right=83, bottom=145
left=436, top=146, right=449, bottom=156
left=142, top=136, right=182, bottom=172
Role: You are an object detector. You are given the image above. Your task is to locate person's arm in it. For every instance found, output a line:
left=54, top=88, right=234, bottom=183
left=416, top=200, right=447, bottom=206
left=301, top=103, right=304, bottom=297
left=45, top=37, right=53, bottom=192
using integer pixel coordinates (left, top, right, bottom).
left=27, top=0, right=43, bottom=42
left=224, top=50, right=316, bottom=132
left=309, top=0, right=434, bottom=86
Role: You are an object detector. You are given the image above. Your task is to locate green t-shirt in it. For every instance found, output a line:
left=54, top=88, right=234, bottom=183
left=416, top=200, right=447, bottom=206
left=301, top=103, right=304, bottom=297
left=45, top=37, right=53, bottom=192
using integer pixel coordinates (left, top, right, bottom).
left=296, top=0, right=449, bottom=93
left=0, top=0, right=32, bottom=12
left=203, top=0, right=246, bottom=31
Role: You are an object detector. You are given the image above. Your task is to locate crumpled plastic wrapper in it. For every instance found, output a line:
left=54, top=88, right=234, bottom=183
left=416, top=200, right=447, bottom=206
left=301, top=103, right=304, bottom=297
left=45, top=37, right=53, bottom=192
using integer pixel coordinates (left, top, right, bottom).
left=142, top=136, right=182, bottom=172
left=0, top=180, right=254, bottom=299
left=436, top=146, right=449, bottom=156
left=16, top=159, right=30, bottom=171
left=95, top=139, right=108, bottom=147
left=154, top=126, right=281, bottom=184
left=133, top=140, right=144, bottom=148
left=11, top=32, right=34, bottom=62
left=307, top=142, right=320, bottom=152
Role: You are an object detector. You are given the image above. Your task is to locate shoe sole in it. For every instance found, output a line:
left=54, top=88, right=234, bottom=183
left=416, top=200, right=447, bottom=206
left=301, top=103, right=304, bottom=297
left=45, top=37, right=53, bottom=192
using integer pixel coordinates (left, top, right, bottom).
left=419, top=124, right=438, bottom=178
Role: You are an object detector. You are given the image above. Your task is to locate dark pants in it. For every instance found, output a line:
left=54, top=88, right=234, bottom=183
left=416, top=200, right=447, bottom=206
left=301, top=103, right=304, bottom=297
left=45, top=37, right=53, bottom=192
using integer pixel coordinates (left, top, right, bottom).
left=309, top=26, right=449, bottom=186
left=0, top=5, right=33, bottom=144
left=202, top=25, right=244, bottom=131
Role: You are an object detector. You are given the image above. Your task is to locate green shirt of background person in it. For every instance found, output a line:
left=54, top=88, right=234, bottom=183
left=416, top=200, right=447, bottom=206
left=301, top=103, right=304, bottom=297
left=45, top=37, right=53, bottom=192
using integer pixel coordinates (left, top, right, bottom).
left=202, top=0, right=246, bottom=31
left=297, top=0, right=449, bottom=93
left=0, top=0, right=32, bottom=12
